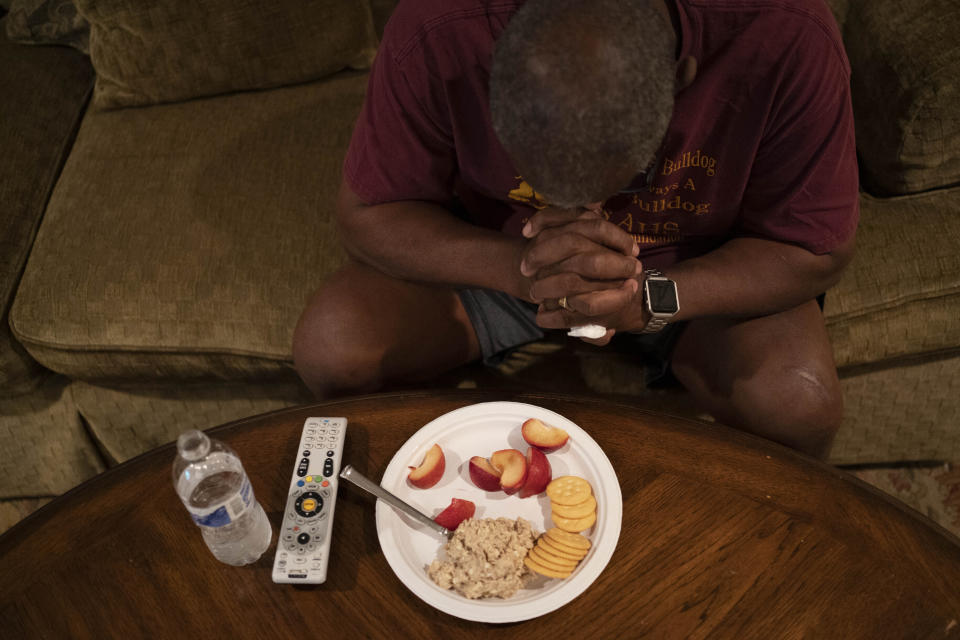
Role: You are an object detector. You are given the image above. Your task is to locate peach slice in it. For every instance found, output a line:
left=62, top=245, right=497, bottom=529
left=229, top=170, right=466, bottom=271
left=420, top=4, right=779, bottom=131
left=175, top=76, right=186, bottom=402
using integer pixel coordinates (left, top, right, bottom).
left=490, top=448, right=528, bottom=493
left=434, top=498, right=475, bottom=530
left=521, top=418, right=569, bottom=452
left=519, top=447, right=553, bottom=498
left=407, top=443, right=445, bottom=489
left=468, top=456, right=502, bottom=491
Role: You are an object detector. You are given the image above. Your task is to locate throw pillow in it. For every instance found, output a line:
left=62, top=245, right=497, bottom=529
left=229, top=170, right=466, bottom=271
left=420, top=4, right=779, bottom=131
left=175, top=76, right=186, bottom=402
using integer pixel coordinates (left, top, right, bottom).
left=73, top=0, right=379, bottom=109
left=5, top=0, right=89, bottom=53
left=844, top=0, right=960, bottom=195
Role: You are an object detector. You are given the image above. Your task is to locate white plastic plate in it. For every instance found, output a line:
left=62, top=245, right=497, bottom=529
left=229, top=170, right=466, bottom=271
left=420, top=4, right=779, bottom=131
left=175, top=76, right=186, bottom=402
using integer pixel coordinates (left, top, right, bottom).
left=375, top=401, right=622, bottom=623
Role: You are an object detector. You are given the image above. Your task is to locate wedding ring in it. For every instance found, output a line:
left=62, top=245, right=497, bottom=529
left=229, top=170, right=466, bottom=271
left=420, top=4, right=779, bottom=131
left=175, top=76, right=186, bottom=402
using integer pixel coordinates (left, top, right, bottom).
left=558, top=296, right=571, bottom=311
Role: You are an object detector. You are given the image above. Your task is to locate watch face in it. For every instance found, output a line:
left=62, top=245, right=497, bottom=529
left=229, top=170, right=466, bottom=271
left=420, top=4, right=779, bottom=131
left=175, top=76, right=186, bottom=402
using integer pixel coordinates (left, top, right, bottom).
left=646, top=280, right=679, bottom=314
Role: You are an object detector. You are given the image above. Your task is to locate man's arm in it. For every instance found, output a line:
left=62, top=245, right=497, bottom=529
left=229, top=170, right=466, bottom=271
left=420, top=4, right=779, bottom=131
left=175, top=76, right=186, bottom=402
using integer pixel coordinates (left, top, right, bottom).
left=337, top=181, right=641, bottom=304
left=336, top=182, right=531, bottom=300
left=531, top=231, right=855, bottom=333
left=665, top=234, right=855, bottom=322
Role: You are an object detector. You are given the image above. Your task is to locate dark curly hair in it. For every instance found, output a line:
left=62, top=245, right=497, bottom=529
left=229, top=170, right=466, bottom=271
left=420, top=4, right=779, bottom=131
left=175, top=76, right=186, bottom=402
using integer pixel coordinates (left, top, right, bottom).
left=490, top=0, right=676, bottom=208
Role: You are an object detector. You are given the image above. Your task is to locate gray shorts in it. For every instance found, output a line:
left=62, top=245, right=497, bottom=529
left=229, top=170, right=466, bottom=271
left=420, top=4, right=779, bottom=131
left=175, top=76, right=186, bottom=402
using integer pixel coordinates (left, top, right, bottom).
left=457, top=288, right=684, bottom=388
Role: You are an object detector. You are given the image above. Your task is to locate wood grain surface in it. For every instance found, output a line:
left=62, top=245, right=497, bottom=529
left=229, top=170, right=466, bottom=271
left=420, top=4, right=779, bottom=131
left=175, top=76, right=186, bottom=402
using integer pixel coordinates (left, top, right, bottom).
left=2, top=390, right=959, bottom=638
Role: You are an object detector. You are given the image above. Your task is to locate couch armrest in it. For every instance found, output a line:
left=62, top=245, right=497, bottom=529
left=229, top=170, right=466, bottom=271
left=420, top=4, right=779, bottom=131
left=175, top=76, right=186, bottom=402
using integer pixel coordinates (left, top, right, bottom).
left=0, top=20, right=94, bottom=394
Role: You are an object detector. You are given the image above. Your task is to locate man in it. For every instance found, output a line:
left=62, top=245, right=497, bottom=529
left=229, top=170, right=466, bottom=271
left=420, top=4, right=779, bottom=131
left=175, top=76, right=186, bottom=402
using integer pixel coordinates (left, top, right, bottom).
left=292, top=0, right=859, bottom=459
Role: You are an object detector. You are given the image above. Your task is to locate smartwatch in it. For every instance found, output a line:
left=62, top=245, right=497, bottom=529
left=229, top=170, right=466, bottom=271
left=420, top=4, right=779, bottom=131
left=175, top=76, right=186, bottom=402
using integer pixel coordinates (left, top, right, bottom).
left=640, top=269, right=679, bottom=333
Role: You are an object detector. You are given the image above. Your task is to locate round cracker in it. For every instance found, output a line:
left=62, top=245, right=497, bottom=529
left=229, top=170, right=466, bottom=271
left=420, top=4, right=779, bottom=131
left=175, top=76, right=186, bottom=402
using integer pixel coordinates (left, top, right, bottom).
left=552, top=511, right=597, bottom=533
left=531, top=545, right=579, bottom=570
left=551, top=495, right=597, bottom=519
left=524, top=555, right=571, bottom=579
left=545, top=527, right=592, bottom=549
left=539, top=536, right=587, bottom=560
left=546, top=476, right=593, bottom=506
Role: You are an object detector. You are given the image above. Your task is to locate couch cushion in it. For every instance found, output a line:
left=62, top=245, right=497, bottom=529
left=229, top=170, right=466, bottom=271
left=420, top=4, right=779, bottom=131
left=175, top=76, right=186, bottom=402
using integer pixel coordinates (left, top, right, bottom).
left=0, top=19, right=94, bottom=395
left=831, top=353, right=960, bottom=464
left=10, top=70, right=366, bottom=383
left=825, top=187, right=960, bottom=369
left=74, top=0, right=378, bottom=109
left=844, top=0, right=960, bottom=195
left=71, top=380, right=314, bottom=464
left=0, top=376, right=105, bottom=498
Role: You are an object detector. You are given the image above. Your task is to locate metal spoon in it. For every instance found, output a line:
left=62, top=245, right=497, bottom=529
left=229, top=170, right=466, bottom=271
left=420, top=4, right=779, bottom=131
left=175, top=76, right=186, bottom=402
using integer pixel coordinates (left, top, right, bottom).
left=339, top=465, right=451, bottom=537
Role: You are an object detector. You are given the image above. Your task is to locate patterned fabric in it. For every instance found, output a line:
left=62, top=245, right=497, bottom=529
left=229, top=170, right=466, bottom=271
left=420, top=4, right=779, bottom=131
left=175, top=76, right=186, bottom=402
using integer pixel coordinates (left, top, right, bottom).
left=851, top=463, right=960, bottom=539
left=0, top=16, right=93, bottom=394
left=831, top=355, right=960, bottom=465
left=0, top=376, right=104, bottom=498
left=824, top=188, right=960, bottom=369
left=0, top=498, right=53, bottom=536
left=844, top=0, right=960, bottom=194
left=5, top=0, right=89, bottom=53
left=73, top=0, right=378, bottom=109
left=10, top=71, right=365, bottom=382
left=71, top=379, right=314, bottom=463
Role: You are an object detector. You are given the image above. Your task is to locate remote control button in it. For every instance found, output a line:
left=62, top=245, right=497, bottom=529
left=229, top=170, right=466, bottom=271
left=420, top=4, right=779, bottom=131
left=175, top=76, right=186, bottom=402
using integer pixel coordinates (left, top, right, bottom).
left=296, top=459, right=309, bottom=477
left=323, top=459, right=334, bottom=476
left=327, top=450, right=335, bottom=457
left=295, top=491, right=324, bottom=518
left=297, top=480, right=305, bottom=487
left=297, top=533, right=310, bottom=545
left=302, top=450, right=310, bottom=456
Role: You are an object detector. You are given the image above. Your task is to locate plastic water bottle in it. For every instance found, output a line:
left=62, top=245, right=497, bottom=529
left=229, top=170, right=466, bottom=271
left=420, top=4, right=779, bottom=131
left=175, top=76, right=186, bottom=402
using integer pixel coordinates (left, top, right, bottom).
left=173, top=430, right=272, bottom=565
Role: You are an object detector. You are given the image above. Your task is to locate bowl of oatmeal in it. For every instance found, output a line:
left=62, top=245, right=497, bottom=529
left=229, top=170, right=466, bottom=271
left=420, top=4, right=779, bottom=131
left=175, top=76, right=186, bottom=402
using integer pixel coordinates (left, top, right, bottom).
left=375, top=401, right=622, bottom=623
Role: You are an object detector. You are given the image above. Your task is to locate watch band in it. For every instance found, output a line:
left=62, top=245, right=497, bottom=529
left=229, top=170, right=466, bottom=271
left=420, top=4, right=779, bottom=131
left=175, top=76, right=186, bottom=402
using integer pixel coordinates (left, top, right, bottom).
left=640, top=315, right=671, bottom=334
left=640, top=268, right=675, bottom=334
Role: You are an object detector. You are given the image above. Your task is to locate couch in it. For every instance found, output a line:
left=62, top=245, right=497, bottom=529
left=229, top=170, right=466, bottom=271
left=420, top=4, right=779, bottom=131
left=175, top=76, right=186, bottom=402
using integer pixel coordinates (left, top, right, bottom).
left=2, top=0, right=959, bottom=532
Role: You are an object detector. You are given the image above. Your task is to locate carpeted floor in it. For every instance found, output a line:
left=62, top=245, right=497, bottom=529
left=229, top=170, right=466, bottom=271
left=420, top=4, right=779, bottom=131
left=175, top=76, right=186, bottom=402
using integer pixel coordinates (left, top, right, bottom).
left=849, top=461, right=960, bottom=539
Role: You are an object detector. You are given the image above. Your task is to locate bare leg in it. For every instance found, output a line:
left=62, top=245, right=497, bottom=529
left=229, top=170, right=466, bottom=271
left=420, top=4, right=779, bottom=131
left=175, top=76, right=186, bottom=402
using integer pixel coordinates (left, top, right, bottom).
left=670, top=300, right=843, bottom=459
left=292, top=260, right=481, bottom=397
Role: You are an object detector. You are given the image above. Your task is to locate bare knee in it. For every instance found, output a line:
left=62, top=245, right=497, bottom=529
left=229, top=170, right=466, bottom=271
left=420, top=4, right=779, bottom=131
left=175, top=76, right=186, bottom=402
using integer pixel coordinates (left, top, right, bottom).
left=734, top=366, right=843, bottom=458
left=292, top=284, right=385, bottom=397
left=678, top=361, right=843, bottom=459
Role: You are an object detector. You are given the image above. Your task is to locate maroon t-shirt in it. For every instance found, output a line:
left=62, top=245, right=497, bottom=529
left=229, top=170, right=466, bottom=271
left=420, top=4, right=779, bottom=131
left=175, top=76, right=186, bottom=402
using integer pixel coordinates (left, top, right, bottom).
left=344, top=0, right=859, bottom=269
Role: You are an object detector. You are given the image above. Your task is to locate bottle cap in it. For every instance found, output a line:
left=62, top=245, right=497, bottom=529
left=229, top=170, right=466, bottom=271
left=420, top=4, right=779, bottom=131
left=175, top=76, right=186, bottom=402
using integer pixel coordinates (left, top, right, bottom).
left=177, top=430, right=211, bottom=461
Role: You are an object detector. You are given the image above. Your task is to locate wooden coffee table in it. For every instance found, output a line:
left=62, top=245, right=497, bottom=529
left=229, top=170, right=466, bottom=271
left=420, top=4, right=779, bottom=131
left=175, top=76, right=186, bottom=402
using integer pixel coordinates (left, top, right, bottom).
left=2, top=390, right=960, bottom=638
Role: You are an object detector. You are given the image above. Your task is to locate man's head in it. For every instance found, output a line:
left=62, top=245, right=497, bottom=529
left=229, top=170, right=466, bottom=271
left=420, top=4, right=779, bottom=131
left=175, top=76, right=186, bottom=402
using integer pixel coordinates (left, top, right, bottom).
left=490, top=0, right=677, bottom=208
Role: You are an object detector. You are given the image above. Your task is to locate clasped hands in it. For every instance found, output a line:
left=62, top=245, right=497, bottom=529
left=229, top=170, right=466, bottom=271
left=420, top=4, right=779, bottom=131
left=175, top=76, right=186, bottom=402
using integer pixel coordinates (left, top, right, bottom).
left=519, top=206, right=647, bottom=345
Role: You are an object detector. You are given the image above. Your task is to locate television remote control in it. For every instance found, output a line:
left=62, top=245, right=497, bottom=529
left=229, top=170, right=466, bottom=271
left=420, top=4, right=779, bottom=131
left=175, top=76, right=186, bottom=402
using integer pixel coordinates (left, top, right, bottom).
left=272, top=417, right=347, bottom=584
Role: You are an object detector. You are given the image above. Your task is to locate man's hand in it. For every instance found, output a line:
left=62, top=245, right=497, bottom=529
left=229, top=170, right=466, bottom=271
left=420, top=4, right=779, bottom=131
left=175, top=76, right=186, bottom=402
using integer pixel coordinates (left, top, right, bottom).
left=519, top=206, right=643, bottom=338
left=537, top=291, right=650, bottom=345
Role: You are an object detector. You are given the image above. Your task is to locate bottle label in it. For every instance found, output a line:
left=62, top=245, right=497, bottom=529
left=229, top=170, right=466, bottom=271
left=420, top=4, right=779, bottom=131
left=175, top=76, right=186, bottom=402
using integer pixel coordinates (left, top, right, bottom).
left=187, top=476, right=255, bottom=527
